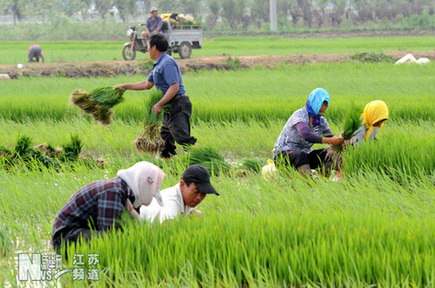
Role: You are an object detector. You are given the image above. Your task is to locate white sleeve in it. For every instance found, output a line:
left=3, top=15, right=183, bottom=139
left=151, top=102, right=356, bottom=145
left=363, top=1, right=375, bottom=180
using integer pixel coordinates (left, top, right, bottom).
left=157, top=199, right=182, bottom=223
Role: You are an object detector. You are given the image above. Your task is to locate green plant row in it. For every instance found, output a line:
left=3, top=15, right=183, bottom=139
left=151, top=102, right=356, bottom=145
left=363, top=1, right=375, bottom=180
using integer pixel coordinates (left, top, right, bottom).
left=62, top=211, right=433, bottom=287
left=1, top=63, right=435, bottom=123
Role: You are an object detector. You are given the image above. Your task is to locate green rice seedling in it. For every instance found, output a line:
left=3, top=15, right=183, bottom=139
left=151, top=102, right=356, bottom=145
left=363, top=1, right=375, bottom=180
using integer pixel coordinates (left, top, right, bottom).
left=189, top=146, right=231, bottom=176
left=89, top=87, right=125, bottom=109
left=0, top=225, right=11, bottom=257
left=71, top=87, right=125, bottom=125
left=14, top=134, right=33, bottom=157
left=134, top=88, right=170, bottom=155
left=60, top=133, right=83, bottom=162
left=326, top=106, right=362, bottom=169
left=242, top=157, right=266, bottom=173
left=70, top=89, right=96, bottom=114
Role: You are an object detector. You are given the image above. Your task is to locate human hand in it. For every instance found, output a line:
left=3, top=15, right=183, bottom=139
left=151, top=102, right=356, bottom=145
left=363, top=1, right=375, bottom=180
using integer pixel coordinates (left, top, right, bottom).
left=152, top=103, right=162, bottom=116
left=328, top=136, right=344, bottom=146
left=190, top=210, right=202, bottom=218
left=114, top=84, right=127, bottom=91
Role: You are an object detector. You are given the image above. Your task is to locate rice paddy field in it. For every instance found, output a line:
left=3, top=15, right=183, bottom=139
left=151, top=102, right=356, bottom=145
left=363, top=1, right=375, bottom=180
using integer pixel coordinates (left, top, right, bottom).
left=0, top=36, right=434, bottom=287
left=0, top=35, right=435, bottom=64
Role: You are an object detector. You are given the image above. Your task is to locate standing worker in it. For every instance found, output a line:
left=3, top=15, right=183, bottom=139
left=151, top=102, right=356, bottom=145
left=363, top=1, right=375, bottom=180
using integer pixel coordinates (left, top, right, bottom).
left=51, top=161, right=165, bottom=256
left=273, top=88, right=344, bottom=176
left=28, top=44, right=45, bottom=63
left=115, top=34, right=197, bottom=158
left=142, top=7, right=163, bottom=39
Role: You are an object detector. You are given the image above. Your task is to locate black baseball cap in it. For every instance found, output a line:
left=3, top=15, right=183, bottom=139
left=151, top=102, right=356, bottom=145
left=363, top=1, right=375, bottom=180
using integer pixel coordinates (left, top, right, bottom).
left=182, top=164, right=219, bottom=195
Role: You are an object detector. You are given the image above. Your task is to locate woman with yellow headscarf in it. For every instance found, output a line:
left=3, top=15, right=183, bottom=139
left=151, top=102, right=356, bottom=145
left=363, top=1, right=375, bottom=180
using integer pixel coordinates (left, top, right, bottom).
left=351, top=100, right=389, bottom=145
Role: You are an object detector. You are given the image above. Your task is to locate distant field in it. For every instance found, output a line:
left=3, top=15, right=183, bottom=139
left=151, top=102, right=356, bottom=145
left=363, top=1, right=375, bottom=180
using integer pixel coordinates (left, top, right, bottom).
left=0, top=35, right=434, bottom=64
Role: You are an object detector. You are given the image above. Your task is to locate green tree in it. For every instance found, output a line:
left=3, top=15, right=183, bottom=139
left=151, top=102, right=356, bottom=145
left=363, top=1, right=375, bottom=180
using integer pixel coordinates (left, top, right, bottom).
left=30, top=0, right=63, bottom=21
left=114, top=0, right=136, bottom=22
left=180, top=0, right=201, bottom=17
left=95, top=0, right=112, bottom=18
left=156, top=0, right=181, bottom=13
left=221, top=0, right=247, bottom=29
left=62, top=0, right=82, bottom=17
left=206, top=0, right=220, bottom=29
left=2, top=0, right=27, bottom=23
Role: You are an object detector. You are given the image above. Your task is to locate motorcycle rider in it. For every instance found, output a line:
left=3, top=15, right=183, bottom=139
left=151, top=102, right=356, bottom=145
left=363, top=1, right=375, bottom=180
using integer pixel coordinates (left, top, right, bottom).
left=142, top=7, right=163, bottom=39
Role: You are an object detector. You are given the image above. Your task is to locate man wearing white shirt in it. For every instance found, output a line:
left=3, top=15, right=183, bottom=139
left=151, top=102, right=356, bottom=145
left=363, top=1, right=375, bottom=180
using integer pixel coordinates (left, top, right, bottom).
left=139, top=164, right=219, bottom=223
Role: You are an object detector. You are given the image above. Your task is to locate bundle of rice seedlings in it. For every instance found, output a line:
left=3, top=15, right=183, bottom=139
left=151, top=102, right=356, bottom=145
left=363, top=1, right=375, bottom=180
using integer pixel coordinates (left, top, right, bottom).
left=326, top=106, right=362, bottom=169
left=70, top=86, right=125, bottom=125
left=134, top=88, right=170, bottom=155
left=242, top=157, right=266, bottom=173
left=189, top=146, right=231, bottom=176
left=34, top=143, right=62, bottom=158
left=14, top=135, right=33, bottom=157
left=60, top=133, right=83, bottom=162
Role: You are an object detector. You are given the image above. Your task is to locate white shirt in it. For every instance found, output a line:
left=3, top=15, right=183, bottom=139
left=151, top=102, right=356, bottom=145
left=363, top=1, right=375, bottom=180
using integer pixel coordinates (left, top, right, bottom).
left=139, top=183, right=196, bottom=224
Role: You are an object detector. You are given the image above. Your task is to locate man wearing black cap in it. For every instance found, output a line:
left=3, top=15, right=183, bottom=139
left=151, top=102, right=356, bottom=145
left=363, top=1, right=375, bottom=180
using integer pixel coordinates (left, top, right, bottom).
left=139, top=164, right=219, bottom=223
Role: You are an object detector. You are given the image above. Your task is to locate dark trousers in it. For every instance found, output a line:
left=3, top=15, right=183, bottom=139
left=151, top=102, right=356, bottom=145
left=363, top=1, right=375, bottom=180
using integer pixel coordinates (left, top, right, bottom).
left=28, top=46, right=42, bottom=62
left=53, top=228, right=103, bottom=259
left=275, top=148, right=329, bottom=170
left=161, top=94, right=197, bottom=158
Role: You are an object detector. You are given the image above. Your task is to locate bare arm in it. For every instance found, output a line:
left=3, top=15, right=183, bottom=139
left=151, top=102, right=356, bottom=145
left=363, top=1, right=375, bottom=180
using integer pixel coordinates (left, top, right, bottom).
left=322, top=136, right=344, bottom=145
left=115, top=81, right=154, bottom=91
left=152, top=26, right=162, bottom=34
left=152, top=82, right=179, bottom=116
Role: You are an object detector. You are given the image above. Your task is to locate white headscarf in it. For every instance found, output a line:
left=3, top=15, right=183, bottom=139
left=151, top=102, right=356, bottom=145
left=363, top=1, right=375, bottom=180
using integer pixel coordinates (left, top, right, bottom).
left=117, top=161, right=165, bottom=208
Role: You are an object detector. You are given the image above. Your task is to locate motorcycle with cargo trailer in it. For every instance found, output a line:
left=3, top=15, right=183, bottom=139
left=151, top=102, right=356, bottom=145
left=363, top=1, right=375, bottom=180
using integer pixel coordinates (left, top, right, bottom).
left=122, top=21, right=202, bottom=60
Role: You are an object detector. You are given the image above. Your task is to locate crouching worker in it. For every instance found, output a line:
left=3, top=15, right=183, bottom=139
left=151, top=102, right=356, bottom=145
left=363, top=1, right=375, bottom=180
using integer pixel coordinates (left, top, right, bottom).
left=51, top=161, right=165, bottom=256
left=273, top=88, right=344, bottom=176
left=350, top=100, right=389, bottom=146
left=139, top=164, right=219, bottom=223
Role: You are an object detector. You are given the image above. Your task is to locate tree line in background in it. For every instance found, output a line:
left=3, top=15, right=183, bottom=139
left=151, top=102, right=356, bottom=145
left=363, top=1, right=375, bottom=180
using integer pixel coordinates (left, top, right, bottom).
left=1, top=0, right=434, bottom=31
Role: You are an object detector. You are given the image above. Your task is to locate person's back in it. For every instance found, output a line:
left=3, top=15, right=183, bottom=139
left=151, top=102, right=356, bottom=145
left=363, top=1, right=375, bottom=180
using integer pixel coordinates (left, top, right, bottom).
left=28, top=44, right=44, bottom=63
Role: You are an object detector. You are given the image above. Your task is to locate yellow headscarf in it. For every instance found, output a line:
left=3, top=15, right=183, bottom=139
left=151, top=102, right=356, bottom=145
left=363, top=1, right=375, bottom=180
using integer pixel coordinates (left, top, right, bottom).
left=361, top=100, right=389, bottom=140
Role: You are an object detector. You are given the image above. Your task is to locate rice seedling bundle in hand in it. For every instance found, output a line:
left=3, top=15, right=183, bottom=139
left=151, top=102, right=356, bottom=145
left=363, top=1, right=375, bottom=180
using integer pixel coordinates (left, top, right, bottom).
left=70, top=87, right=125, bottom=125
left=326, top=106, right=362, bottom=169
left=134, top=88, right=169, bottom=155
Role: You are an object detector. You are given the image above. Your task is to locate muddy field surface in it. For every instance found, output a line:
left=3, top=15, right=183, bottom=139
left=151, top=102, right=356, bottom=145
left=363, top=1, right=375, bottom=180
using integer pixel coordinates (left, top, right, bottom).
left=1, top=50, right=434, bottom=79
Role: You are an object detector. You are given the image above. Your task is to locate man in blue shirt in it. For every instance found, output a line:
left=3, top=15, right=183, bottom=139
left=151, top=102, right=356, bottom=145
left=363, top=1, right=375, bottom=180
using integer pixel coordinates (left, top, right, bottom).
left=116, top=34, right=197, bottom=158
left=142, top=7, right=163, bottom=39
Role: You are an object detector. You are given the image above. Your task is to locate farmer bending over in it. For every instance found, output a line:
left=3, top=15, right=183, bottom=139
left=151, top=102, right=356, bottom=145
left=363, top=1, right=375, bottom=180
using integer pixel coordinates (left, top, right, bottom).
left=28, top=44, right=45, bottom=63
left=51, top=161, right=165, bottom=256
left=140, top=164, right=219, bottom=223
left=115, top=34, right=197, bottom=158
left=273, top=88, right=343, bottom=176
left=350, top=100, right=389, bottom=146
